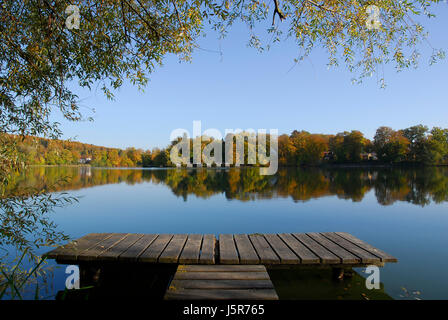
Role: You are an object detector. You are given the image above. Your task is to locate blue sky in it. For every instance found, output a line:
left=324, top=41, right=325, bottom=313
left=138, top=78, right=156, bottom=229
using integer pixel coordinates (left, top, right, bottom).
left=57, top=6, right=448, bottom=150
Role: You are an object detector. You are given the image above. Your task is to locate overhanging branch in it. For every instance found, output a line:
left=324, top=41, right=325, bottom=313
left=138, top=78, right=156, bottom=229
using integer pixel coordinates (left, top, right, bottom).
left=272, top=0, right=286, bottom=26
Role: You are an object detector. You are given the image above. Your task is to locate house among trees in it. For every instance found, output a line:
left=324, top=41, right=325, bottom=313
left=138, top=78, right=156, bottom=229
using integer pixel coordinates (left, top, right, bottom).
left=323, top=151, right=335, bottom=161
left=360, top=152, right=378, bottom=161
left=78, top=157, right=92, bottom=164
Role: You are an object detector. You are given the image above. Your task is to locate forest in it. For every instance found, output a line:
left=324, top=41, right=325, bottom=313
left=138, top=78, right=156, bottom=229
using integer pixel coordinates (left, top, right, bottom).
left=7, top=124, right=448, bottom=168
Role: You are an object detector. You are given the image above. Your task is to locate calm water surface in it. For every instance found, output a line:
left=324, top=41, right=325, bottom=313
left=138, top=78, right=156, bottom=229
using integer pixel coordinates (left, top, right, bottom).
left=6, top=166, right=448, bottom=299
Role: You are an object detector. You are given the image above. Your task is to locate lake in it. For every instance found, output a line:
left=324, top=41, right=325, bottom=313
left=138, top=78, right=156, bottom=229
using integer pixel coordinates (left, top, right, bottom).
left=3, top=166, right=448, bottom=299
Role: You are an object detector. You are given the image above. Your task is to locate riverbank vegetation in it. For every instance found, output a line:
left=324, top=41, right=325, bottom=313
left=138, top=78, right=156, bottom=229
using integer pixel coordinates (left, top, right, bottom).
left=7, top=124, right=448, bottom=168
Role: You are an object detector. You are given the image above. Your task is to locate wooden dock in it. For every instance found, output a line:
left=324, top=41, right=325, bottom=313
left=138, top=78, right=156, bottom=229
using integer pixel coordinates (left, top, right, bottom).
left=44, top=232, right=397, bottom=266
left=45, top=232, right=397, bottom=300
left=165, top=265, right=279, bottom=300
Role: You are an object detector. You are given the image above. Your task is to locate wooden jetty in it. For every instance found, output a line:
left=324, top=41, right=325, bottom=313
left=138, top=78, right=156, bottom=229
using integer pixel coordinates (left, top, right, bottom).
left=44, top=232, right=397, bottom=266
left=165, top=265, right=278, bottom=300
left=44, top=232, right=397, bottom=300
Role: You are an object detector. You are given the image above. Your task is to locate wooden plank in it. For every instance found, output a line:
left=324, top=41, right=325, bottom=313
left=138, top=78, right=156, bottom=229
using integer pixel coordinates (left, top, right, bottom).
left=97, top=234, right=144, bottom=261
left=119, top=234, right=158, bottom=262
left=178, top=265, right=266, bottom=272
left=335, top=232, right=398, bottom=262
left=263, top=234, right=299, bottom=264
left=44, top=232, right=397, bottom=268
left=278, top=233, right=320, bottom=264
left=179, top=234, right=203, bottom=264
left=170, top=279, right=274, bottom=290
left=321, top=232, right=381, bottom=264
left=44, top=233, right=112, bottom=260
left=173, top=272, right=270, bottom=281
left=219, top=234, right=239, bottom=264
left=166, top=264, right=277, bottom=300
left=159, top=234, right=188, bottom=263
left=234, top=234, right=259, bottom=264
left=292, top=233, right=340, bottom=264
left=249, top=234, right=280, bottom=264
left=199, top=234, right=216, bottom=264
left=306, top=233, right=360, bottom=264
left=77, top=233, right=128, bottom=261
left=165, top=289, right=278, bottom=300
left=139, top=234, right=173, bottom=263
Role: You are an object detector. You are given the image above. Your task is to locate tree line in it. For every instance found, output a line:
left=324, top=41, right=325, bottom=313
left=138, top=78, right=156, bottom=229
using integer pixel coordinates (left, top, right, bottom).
left=7, top=124, right=448, bottom=168
left=5, top=133, right=164, bottom=168
left=279, top=125, right=448, bottom=166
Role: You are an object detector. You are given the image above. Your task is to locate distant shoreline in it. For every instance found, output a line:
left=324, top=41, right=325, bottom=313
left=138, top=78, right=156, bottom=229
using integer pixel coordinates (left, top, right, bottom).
left=26, top=163, right=448, bottom=169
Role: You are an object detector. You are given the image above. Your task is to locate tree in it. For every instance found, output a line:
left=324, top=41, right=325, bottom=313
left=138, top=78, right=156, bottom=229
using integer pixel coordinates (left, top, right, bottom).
left=107, top=149, right=120, bottom=167
left=301, top=135, right=328, bottom=165
left=278, top=134, right=295, bottom=166
left=329, top=133, right=347, bottom=162
left=344, top=131, right=366, bottom=162
left=152, top=149, right=169, bottom=167
left=373, top=127, right=409, bottom=162
left=126, top=148, right=142, bottom=165
left=402, top=125, right=432, bottom=163
left=141, top=150, right=153, bottom=167
left=428, top=127, right=448, bottom=164
left=290, top=130, right=309, bottom=164
left=329, top=131, right=366, bottom=162
left=1, top=1, right=444, bottom=144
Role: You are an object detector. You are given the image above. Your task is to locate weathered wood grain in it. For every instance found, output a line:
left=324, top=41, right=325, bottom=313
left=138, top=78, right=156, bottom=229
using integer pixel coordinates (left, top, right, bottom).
left=139, top=234, right=173, bottom=263
left=166, top=264, right=277, bottom=299
left=165, top=289, right=278, bottom=300
left=159, top=234, right=188, bottom=263
left=199, top=234, right=215, bottom=264
left=174, top=272, right=270, bottom=280
left=170, top=279, right=274, bottom=290
left=321, top=232, right=380, bottom=264
left=263, top=234, right=299, bottom=264
left=179, top=234, right=203, bottom=264
left=77, top=233, right=128, bottom=261
left=234, top=234, right=259, bottom=264
left=119, top=234, right=158, bottom=262
left=43, top=232, right=397, bottom=267
left=292, top=233, right=340, bottom=264
left=249, top=234, right=280, bottom=264
left=44, top=233, right=112, bottom=260
left=177, top=265, right=266, bottom=272
left=278, top=233, right=320, bottom=264
left=335, top=232, right=397, bottom=262
left=98, top=233, right=144, bottom=261
left=219, top=234, right=239, bottom=264
left=306, top=233, right=360, bottom=264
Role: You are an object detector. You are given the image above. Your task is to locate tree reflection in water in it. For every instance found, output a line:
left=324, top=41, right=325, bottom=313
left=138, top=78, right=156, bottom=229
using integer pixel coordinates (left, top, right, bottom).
left=6, top=166, right=448, bottom=206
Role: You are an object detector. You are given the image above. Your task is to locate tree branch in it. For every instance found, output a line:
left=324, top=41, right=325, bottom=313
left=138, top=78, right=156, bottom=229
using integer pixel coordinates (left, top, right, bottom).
left=120, top=0, right=129, bottom=41
left=272, top=0, right=286, bottom=26
left=304, top=0, right=336, bottom=13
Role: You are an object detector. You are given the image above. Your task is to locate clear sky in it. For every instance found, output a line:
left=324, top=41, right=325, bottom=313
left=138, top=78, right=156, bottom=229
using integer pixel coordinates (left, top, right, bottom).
left=56, top=7, right=448, bottom=150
